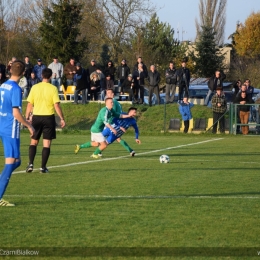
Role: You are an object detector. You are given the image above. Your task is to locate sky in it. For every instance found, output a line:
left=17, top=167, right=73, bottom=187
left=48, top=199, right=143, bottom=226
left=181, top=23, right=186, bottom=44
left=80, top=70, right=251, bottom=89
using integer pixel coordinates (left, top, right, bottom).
left=152, top=0, right=260, bottom=43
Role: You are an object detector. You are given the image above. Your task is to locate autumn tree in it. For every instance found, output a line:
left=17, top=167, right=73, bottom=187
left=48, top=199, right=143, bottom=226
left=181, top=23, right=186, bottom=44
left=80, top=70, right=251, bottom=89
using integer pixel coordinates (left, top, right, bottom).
left=234, top=12, right=260, bottom=58
left=195, top=0, right=227, bottom=46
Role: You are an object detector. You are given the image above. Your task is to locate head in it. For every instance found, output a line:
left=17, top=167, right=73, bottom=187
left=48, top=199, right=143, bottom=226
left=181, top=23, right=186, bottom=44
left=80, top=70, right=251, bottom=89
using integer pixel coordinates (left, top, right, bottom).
left=181, top=58, right=187, bottom=67
left=31, top=72, right=36, bottom=79
left=183, top=97, right=188, bottom=103
left=53, top=57, right=58, bottom=63
left=245, top=79, right=250, bottom=87
left=11, top=57, right=17, bottom=62
left=241, top=91, right=247, bottom=98
left=91, top=59, right=95, bottom=65
left=128, top=74, right=133, bottom=81
left=236, top=79, right=241, bottom=87
left=137, top=57, right=142, bottom=63
left=10, top=60, right=25, bottom=77
left=37, top=58, right=42, bottom=64
left=169, top=62, right=174, bottom=69
left=121, top=59, right=126, bottom=65
left=70, top=58, right=75, bottom=65
left=216, top=86, right=222, bottom=95
left=106, top=74, right=111, bottom=80
left=138, top=63, right=143, bottom=70
left=76, top=62, right=81, bottom=69
left=24, top=56, right=29, bottom=63
left=106, top=88, right=114, bottom=98
left=215, top=70, right=221, bottom=78
left=150, top=65, right=155, bottom=72
left=128, top=107, right=137, bottom=117
left=42, top=68, right=52, bottom=80
left=105, top=97, right=114, bottom=110
left=107, top=61, right=113, bottom=67
left=241, top=84, right=247, bottom=92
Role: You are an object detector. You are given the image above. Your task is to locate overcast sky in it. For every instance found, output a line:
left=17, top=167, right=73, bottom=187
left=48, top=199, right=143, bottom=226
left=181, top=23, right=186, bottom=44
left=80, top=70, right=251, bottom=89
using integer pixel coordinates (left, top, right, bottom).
left=152, top=0, right=259, bottom=43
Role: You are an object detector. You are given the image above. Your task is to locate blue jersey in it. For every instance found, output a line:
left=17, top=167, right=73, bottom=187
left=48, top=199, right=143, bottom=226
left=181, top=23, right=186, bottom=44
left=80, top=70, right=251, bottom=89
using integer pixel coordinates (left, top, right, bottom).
left=0, top=80, right=22, bottom=138
left=102, top=114, right=139, bottom=144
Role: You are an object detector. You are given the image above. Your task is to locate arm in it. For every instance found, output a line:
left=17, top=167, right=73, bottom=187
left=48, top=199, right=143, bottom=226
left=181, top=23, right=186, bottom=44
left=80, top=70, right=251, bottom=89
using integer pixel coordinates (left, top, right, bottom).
left=54, top=103, right=65, bottom=128
left=132, top=122, right=140, bottom=143
left=25, top=102, right=34, bottom=121
left=13, top=107, right=34, bottom=136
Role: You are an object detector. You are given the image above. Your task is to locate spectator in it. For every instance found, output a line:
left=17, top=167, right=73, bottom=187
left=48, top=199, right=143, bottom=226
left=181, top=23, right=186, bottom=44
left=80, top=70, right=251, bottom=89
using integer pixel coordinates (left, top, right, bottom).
left=0, top=62, right=6, bottom=84
left=18, top=73, right=28, bottom=99
left=73, top=63, right=89, bottom=105
left=178, top=97, right=194, bottom=133
left=165, top=62, right=177, bottom=104
left=132, top=56, right=148, bottom=75
left=104, top=61, right=116, bottom=82
left=89, top=72, right=100, bottom=101
left=211, top=86, right=227, bottom=134
left=27, top=72, right=40, bottom=94
left=120, top=74, right=135, bottom=102
left=101, top=74, right=114, bottom=101
left=48, top=56, right=63, bottom=91
left=177, top=58, right=190, bottom=101
left=6, top=61, right=12, bottom=79
left=245, top=79, right=255, bottom=122
left=205, top=70, right=226, bottom=106
left=25, top=68, right=66, bottom=173
left=64, top=58, right=76, bottom=86
left=117, top=59, right=130, bottom=88
left=234, top=89, right=254, bottom=135
left=33, top=59, right=46, bottom=81
left=88, top=59, right=101, bottom=75
left=24, top=56, right=34, bottom=80
left=232, top=79, right=241, bottom=102
left=133, top=63, right=147, bottom=104
left=147, top=65, right=160, bottom=106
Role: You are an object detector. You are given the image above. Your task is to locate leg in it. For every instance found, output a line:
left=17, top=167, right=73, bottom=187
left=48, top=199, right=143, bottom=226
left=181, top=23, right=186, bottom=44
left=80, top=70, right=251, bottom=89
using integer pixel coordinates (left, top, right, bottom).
left=165, top=84, right=170, bottom=103
left=169, top=84, right=176, bottom=103
left=134, top=85, right=140, bottom=103
left=178, top=85, right=184, bottom=101
left=154, top=86, right=160, bottom=105
left=244, top=111, right=250, bottom=134
left=204, top=89, right=212, bottom=105
left=139, top=85, right=144, bottom=104
left=148, top=86, right=154, bottom=106
left=74, top=89, right=79, bottom=104
left=219, top=113, right=225, bottom=133
left=184, top=120, right=189, bottom=133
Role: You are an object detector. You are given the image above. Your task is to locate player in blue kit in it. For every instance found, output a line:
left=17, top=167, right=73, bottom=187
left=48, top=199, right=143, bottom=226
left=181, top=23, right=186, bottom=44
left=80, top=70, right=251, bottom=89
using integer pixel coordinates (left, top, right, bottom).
left=101, top=107, right=141, bottom=156
left=0, top=61, right=34, bottom=206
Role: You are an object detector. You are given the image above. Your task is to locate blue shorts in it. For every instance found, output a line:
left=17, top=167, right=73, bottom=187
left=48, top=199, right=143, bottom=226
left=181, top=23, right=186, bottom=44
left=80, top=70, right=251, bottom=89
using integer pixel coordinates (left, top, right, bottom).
left=102, top=128, right=118, bottom=144
left=0, top=136, right=20, bottom=158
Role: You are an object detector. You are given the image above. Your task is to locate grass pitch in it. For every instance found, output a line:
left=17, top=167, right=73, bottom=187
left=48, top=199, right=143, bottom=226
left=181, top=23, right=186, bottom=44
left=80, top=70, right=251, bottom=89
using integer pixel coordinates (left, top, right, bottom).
left=0, top=134, right=260, bottom=259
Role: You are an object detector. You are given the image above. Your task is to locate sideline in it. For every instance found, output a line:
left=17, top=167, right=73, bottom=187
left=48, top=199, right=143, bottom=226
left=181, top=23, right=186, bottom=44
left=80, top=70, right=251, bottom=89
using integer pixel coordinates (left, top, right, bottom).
left=13, top=138, right=224, bottom=174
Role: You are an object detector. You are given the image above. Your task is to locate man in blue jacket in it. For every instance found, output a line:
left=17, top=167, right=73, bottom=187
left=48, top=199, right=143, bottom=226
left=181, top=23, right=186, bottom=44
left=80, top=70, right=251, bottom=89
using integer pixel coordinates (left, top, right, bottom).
left=178, top=97, right=194, bottom=133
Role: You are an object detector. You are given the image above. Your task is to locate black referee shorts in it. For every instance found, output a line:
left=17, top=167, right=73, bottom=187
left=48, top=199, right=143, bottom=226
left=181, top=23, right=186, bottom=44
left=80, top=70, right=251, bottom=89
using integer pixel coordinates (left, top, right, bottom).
left=32, top=115, right=56, bottom=140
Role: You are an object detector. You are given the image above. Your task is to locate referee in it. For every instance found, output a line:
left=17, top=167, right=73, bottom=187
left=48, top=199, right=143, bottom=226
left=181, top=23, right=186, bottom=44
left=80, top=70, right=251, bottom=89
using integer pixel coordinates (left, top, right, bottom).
left=25, top=68, right=65, bottom=173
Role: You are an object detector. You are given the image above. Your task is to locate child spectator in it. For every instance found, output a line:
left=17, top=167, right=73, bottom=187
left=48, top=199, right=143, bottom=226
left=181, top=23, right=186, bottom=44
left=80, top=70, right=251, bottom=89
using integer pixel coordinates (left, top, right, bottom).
left=27, top=72, right=40, bottom=93
left=178, top=97, right=194, bottom=133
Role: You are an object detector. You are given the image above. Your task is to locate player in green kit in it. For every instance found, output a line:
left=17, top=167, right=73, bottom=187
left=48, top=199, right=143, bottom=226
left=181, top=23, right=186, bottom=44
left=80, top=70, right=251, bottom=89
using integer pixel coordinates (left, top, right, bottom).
left=75, top=97, right=131, bottom=158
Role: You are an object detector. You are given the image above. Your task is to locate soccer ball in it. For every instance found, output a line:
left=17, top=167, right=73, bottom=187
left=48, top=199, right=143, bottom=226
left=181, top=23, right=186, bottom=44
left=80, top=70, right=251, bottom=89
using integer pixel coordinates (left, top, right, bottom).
left=159, top=155, right=170, bottom=163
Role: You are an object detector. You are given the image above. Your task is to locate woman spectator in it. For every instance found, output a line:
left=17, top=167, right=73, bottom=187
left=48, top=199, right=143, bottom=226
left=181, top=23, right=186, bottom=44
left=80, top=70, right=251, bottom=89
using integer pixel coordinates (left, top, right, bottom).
left=104, top=61, right=116, bottom=82
left=89, top=71, right=100, bottom=101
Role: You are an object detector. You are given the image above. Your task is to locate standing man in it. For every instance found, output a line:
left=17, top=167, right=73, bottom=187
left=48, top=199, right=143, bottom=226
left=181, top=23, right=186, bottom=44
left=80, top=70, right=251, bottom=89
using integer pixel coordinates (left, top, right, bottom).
left=48, top=56, right=63, bottom=91
left=25, top=68, right=66, bottom=173
left=211, top=86, right=227, bottom=134
left=24, top=56, right=34, bottom=80
left=147, top=65, right=160, bottom=106
left=133, top=63, right=147, bottom=104
left=177, top=58, right=190, bottom=101
left=117, top=59, right=130, bottom=88
left=165, top=62, right=177, bottom=104
left=64, top=58, right=76, bottom=86
left=33, top=59, right=46, bottom=81
left=132, top=57, right=148, bottom=75
left=244, top=79, right=255, bottom=122
left=205, top=70, right=226, bottom=106
left=0, top=60, right=34, bottom=206
left=74, top=97, right=131, bottom=158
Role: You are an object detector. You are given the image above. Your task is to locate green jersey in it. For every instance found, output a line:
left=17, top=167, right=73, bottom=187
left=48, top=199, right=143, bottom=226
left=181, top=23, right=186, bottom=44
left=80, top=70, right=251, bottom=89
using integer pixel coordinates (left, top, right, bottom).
left=91, top=107, right=121, bottom=133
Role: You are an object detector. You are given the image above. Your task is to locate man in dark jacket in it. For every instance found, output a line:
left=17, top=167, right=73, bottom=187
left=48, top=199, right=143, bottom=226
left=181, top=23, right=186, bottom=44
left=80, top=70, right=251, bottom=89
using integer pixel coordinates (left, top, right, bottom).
left=205, top=70, right=226, bottom=106
left=24, top=56, right=34, bottom=80
left=165, top=62, right=177, bottom=103
left=132, top=57, right=148, bottom=75
left=120, top=74, right=135, bottom=101
left=211, top=86, right=227, bottom=134
left=117, top=59, right=130, bottom=88
left=177, top=58, right=190, bottom=101
left=74, top=63, right=89, bottom=105
left=133, top=63, right=147, bottom=104
left=147, top=65, right=160, bottom=106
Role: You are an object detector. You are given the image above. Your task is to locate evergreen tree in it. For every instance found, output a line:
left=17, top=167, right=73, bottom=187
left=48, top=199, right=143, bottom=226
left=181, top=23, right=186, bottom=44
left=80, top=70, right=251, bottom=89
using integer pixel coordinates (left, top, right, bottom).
left=190, top=25, right=225, bottom=77
left=39, top=0, right=88, bottom=64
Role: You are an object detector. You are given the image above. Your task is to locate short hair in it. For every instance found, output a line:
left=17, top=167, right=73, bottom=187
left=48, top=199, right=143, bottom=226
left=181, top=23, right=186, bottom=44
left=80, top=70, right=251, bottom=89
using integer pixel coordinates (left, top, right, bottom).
left=25, top=56, right=29, bottom=58
left=11, top=61, right=25, bottom=77
left=105, top=97, right=113, bottom=102
left=106, top=88, right=114, bottom=93
left=128, top=107, right=137, bottom=113
left=42, top=68, right=52, bottom=79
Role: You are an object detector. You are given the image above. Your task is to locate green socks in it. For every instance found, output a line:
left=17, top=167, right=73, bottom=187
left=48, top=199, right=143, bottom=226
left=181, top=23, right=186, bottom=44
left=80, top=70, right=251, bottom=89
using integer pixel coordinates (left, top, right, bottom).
left=80, top=142, right=92, bottom=149
left=94, top=148, right=102, bottom=155
left=119, top=140, right=132, bottom=152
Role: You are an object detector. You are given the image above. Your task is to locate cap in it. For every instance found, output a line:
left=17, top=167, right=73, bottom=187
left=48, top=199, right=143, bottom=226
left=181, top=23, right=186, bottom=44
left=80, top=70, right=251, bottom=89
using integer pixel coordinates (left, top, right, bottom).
left=76, top=62, right=81, bottom=67
left=91, top=59, right=95, bottom=62
left=182, top=57, right=188, bottom=63
left=37, top=59, right=42, bottom=62
left=128, top=74, right=132, bottom=78
left=216, top=86, right=223, bottom=91
left=53, top=56, right=58, bottom=59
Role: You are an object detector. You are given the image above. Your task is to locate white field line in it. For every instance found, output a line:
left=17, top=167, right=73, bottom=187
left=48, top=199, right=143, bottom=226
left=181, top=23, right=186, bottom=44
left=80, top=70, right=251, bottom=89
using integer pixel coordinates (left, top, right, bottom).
left=5, top=194, right=260, bottom=199
left=13, top=138, right=224, bottom=174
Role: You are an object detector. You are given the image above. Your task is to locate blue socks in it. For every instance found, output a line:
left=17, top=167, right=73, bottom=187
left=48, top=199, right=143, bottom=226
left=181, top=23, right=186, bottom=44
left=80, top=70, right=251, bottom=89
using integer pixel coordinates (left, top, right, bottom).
left=0, top=161, right=21, bottom=199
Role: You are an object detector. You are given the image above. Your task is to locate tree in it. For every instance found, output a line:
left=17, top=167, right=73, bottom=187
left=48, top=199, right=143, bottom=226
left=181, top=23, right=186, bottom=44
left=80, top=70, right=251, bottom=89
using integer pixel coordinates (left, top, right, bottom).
left=234, top=12, right=260, bottom=58
left=190, top=24, right=225, bottom=77
left=38, top=0, right=88, bottom=64
left=195, top=0, right=227, bottom=46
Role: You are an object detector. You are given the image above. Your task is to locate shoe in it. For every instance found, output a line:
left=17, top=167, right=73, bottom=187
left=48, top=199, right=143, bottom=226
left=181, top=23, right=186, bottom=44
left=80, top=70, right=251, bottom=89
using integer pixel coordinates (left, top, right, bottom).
left=98, top=153, right=102, bottom=157
left=0, top=199, right=15, bottom=207
left=74, top=144, right=80, bottom=154
left=25, top=163, right=33, bottom=173
left=90, top=154, right=100, bottom=159
left=40, top=167, right=49, bottom=173
left=130, top=151, right=135, bottom=156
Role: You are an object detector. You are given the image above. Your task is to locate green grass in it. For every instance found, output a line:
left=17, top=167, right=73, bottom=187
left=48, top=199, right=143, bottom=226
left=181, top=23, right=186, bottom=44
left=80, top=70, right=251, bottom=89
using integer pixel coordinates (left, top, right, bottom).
left=0, top=134, right=260, bottom=259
